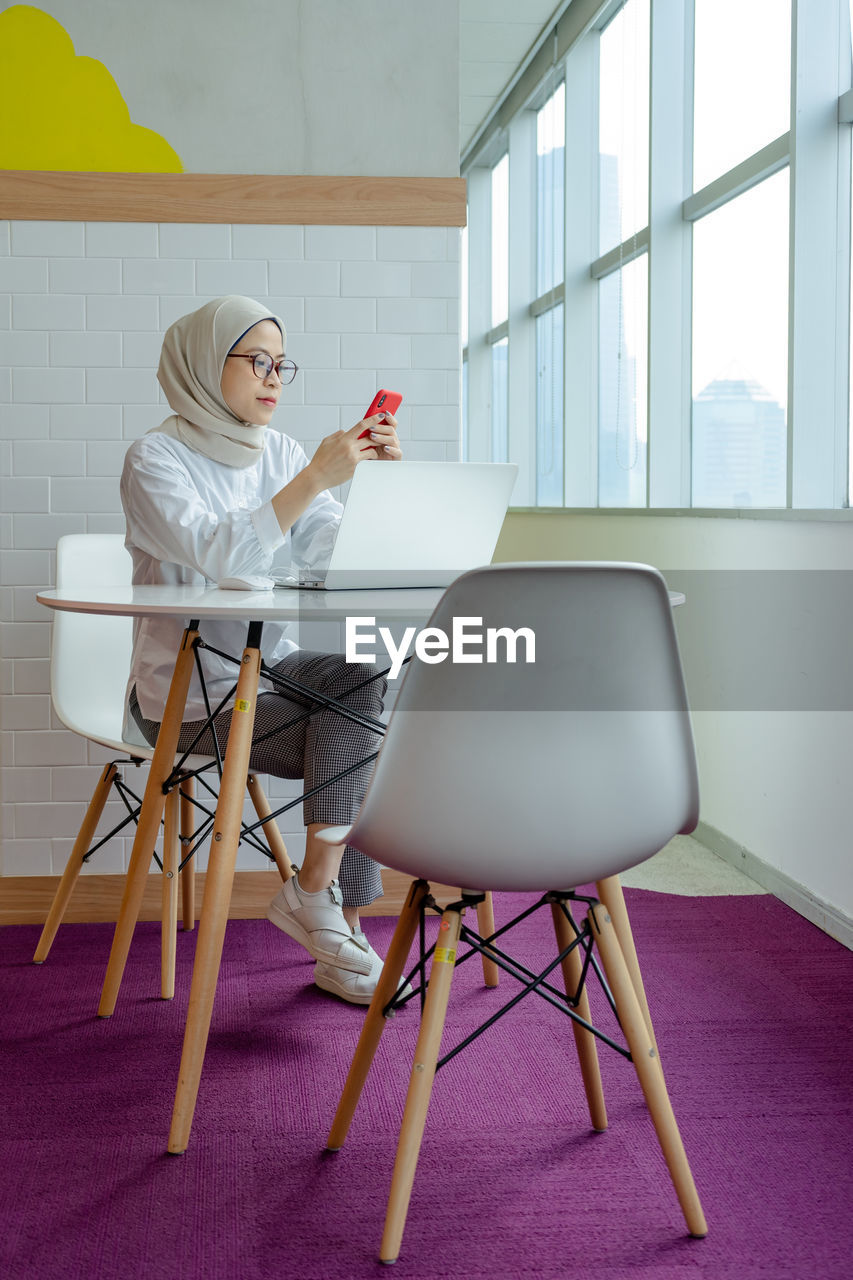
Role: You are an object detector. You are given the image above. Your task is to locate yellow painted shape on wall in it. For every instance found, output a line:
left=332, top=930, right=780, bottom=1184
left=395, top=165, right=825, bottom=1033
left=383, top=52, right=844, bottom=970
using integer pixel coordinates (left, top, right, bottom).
left=0, top=5, right=182, bottom=172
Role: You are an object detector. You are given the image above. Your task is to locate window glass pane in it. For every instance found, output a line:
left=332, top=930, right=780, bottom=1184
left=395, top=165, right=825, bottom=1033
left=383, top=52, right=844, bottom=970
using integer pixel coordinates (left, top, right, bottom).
left=536, top=304, right=564, bottom=505
left=491, top=338, right=508, bottom=463
left=599, top=0, right=650, bottom=255
left=537, top=82, right=565, bottom=295
left=693, top=0, right=791, bottom=192
left=692, top=170, right=789, bottom=508
left=491, top=155, right=509, bottom=328
left=461, top=357, right=468, bottom=462
left=598, top=255, right=648, bottom=506
left=461, top=224, right=468, bottom=350
left=848, top=3, right=853, bottom=499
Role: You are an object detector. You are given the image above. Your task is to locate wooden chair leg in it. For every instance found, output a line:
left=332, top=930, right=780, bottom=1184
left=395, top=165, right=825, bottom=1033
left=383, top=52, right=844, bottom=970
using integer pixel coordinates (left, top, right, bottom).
left=33, top=762, right=119, bottom=964
left=551, top=901, right=607, bottom=1132
left=596, top=874, right=659, bottom=1057
left=179, top=778, right=195, bottom=932
left=246, top=773, right=294, bottom=882
left=327, top=879, right=430, bottom=1153
left=588, top=902, right=707, bottom=1238
left=380, top=904, right=463, bottom=1265
left=168, top=636, right=261, bottom=1154
left=98, top=626, right=199, bottom=1018
left=475, top=891, right=499, bottom=988
left=161, top=787, right=180, bottom=1000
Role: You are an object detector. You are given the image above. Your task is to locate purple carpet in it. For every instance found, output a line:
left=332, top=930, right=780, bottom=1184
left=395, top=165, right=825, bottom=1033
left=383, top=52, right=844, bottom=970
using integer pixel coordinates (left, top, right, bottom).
left=1, top=890, right=851, bottom=1279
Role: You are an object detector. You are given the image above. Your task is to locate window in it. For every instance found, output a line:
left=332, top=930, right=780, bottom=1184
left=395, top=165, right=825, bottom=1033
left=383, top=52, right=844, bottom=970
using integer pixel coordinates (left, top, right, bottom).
left=599, top=256, right=648, bottom=506
left=461, top=0, right=851, bottom=513
left=598, top=0, right=649, bottom=254
left=691, top=0, right=792, bottom=507
left=460, top=224, right=468, bottom=350
left=490, top=155, right=509, bottom=463
left=693, top=0, right=791, bottom=193
left=691, top=170, right=789, bottom=507
left=535, top=83, right=565, bottom=503
left=490, top=154, right=509, bottom=329
left=537, top=83, right=564, bottom=295
left=461, top=224, right=468, bottom=460
left=849, top=1, right=853, bottom=505
left=536, top=305, right=564, bottom=503
left=597, top=0, right=650, bottom=506
left=491, top=337, right=509, bottom=463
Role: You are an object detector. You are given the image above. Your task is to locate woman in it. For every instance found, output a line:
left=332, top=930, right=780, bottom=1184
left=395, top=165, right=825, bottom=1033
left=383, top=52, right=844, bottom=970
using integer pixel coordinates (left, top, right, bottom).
left=121, top=295, right=402, bottom=1005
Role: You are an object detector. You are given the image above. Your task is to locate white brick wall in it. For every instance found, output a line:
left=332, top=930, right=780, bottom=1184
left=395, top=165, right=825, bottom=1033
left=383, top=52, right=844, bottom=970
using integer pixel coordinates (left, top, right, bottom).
left=0, top=219, right=462, bottom=877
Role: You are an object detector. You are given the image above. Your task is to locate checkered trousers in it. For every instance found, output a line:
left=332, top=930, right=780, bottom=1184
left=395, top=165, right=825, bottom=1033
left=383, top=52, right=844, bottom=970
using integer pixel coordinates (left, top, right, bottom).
left=129, top=650, right=387, bottom=907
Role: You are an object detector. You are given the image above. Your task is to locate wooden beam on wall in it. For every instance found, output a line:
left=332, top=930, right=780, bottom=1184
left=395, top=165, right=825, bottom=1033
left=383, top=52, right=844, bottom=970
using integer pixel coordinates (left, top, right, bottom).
left=0, top=170, right=467, bottom=225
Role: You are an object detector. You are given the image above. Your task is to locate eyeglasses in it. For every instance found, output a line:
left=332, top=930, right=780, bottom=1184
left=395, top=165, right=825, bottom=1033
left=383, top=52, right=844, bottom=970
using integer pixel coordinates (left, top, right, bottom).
left=226, top=352, right=299, bottom=384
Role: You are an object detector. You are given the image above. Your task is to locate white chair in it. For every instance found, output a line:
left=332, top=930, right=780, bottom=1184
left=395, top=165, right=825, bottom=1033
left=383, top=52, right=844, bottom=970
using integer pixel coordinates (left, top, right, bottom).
left=34, top=534, right=292, bottom=997
left=319, top=562, right=707, bottom=1263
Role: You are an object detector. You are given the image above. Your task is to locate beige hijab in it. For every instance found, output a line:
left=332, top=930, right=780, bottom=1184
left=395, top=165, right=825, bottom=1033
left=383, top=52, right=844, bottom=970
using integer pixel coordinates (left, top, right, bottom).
left=152, top=295, right=286, bottom=468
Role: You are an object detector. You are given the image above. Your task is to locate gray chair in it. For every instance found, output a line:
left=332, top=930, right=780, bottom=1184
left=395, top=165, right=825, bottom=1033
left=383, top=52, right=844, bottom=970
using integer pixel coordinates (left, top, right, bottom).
left=318, top=562, right=707, bottom=1263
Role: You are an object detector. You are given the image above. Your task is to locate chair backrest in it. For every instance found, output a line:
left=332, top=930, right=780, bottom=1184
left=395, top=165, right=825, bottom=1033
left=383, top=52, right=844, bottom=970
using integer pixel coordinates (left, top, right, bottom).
left=51, top=534, right=137, bottom=751
left=347, top=562, right=700, bottom=892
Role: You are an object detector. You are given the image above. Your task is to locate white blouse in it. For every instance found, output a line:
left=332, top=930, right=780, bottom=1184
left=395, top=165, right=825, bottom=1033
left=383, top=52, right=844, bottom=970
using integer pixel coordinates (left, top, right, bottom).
left=120, top=429, right=342, bottom=735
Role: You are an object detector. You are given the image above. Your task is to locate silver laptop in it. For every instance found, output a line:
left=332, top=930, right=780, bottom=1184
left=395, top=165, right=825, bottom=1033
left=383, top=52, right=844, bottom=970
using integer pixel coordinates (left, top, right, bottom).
left=283, top=461, right=517, bottom=590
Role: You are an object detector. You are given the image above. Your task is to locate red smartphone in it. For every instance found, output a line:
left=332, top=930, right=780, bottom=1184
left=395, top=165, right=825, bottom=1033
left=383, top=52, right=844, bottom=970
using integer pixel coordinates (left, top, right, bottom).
left=358, top=389, right=402, bottom=441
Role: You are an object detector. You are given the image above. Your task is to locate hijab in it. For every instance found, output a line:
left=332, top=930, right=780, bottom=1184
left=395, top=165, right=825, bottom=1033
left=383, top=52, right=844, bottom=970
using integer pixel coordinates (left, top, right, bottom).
left=152, top=295, right=286, bottom=469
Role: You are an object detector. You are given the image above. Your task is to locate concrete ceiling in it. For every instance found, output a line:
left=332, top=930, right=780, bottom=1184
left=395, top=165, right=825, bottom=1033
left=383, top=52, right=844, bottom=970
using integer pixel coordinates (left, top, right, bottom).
left=459, top=0, right=565, bottom=156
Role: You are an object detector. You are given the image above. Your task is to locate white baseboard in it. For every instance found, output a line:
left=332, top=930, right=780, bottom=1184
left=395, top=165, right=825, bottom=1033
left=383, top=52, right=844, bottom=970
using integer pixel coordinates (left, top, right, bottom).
left=695, top=820, right=853, bottom=951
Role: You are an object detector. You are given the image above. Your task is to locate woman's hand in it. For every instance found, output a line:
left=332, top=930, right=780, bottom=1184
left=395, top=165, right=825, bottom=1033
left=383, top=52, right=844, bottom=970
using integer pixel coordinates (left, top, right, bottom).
left=272, top=414, right=404, bottom=537
left=306, top=414, right=403, bottom=490
left=306, top=424, right=372, bottom=490
left=358, top=411, right=403, bottom=462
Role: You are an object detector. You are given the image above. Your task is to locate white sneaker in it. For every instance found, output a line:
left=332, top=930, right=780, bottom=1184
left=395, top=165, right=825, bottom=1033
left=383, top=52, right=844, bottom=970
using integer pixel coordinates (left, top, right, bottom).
left=313, top=930, right=414, bottom=1006
left=266, top=875, right=372, bottom=975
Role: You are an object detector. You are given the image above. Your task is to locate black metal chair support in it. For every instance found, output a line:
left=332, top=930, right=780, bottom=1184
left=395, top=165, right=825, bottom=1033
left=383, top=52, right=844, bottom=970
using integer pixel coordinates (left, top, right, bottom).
left=384, top=889, right=633, bottom=1068
left=76, top=620, right=404, bottom=881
